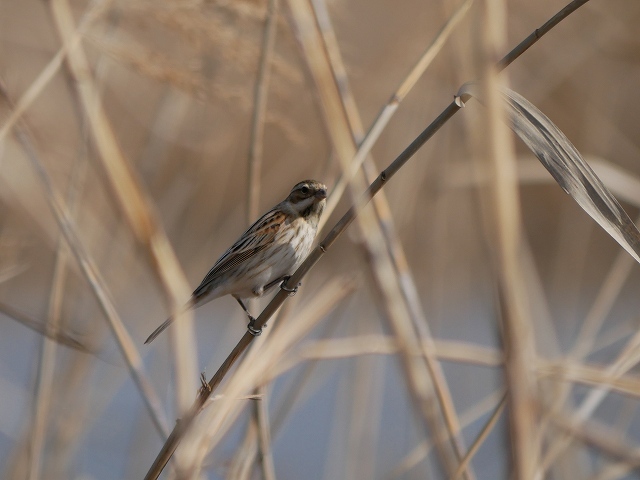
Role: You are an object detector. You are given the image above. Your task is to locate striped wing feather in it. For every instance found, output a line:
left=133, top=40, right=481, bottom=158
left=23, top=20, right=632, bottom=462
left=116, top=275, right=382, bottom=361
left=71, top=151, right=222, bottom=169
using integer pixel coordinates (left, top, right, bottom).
left=192, top=209, right=285, bottom=297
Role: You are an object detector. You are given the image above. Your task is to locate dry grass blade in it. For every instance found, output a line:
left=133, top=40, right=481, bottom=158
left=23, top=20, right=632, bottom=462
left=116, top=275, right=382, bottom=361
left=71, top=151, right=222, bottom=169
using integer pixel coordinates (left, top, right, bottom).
left=28, top=251, right=67, bottom=480
left=298, top=335, right=397, bottom=360
left=592, top=463, right=638, bottom=480
left=48, top=0, right=197, bottom=410
left=228, top=305, right=341, bottom=478
left=500, top=88, right=640, bottom=264
left=578, top=272, right=640, bottom=362
left=2, top=0, right=625, bottom=477
left=269, top=309, right=343, bottom=435
left=455, top=84, right=640, bottom=267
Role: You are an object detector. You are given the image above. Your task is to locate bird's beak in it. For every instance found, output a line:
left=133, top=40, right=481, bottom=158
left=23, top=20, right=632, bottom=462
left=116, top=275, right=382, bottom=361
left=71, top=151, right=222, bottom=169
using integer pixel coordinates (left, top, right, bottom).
left=315, top=188, right=327, bottom=200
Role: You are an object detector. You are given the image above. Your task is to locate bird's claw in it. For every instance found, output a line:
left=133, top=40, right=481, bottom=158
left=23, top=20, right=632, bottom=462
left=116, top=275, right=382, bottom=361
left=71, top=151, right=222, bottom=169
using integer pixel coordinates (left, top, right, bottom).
left=199, top=372, right=211, bottom=394
left=280, top=276, right=301, bottom=296
left=247, top=317, right=263, bottom=336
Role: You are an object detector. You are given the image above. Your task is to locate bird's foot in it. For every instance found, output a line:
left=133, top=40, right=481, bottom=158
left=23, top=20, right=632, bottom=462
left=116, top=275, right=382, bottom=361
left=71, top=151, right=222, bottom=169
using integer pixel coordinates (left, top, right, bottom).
left=280, top=276, right=301, bottom=296
left=247, top=316, right=263, bottom=336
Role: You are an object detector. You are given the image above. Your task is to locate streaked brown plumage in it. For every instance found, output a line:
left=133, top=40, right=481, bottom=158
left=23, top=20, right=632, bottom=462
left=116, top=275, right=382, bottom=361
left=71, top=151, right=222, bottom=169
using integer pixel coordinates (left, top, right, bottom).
left=145, top=180, right=327, bottom=344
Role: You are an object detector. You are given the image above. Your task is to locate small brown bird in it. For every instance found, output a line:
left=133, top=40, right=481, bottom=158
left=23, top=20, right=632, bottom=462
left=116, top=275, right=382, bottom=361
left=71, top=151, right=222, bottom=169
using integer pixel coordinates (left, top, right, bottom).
left=145, top=180, right=327, bottom=344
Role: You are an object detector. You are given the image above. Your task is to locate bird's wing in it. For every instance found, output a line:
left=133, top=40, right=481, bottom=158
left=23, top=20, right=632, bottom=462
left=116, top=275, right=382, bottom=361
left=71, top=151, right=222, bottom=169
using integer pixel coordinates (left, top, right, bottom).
left=192, top=208, right=286, bottom=297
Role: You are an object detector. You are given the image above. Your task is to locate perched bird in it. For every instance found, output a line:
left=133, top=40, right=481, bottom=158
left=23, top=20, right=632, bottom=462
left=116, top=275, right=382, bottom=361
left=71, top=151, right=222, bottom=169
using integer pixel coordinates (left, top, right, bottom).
left=145, top=179, right=327, bottom=344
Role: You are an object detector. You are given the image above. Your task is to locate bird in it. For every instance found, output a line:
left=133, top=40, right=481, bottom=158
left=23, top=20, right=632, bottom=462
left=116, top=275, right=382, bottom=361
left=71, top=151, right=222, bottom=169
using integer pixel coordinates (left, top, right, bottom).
left=144, top=179, right=327, bottom=344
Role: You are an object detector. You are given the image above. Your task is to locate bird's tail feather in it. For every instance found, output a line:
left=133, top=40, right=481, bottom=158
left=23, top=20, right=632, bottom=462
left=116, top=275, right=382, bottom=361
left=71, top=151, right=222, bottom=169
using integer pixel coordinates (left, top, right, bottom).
left=144, top=300, right=193, bottom=344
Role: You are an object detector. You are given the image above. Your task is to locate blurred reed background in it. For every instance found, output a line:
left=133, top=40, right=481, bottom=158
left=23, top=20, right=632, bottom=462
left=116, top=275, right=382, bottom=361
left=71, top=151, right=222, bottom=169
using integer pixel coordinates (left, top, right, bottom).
left=1, top=0, right=640, bottom=478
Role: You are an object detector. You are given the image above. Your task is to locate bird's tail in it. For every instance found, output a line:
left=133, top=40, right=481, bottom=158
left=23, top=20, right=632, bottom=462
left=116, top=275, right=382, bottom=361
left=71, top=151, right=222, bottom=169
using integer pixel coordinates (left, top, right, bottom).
left=144, top=300, right=193, bottom=344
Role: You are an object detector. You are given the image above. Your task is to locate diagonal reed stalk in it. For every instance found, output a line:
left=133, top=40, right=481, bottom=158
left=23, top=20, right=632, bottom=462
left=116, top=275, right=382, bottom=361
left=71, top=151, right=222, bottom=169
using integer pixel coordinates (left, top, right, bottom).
left=143, top=1, right=594, bottom=477
left=48, top=0, right=198, bottom=413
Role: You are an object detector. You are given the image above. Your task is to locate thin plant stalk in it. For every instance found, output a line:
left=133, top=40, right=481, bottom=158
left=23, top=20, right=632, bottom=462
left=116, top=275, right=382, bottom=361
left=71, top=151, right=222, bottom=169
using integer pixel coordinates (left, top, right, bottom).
left=479, top=0, right=539, bottom=476
left=453, top=393, right=507, bottom=480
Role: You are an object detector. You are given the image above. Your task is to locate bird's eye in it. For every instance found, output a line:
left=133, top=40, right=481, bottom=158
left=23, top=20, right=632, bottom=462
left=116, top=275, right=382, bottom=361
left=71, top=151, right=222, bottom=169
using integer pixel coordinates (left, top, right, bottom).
left=300, top=186, right=310, bottom=195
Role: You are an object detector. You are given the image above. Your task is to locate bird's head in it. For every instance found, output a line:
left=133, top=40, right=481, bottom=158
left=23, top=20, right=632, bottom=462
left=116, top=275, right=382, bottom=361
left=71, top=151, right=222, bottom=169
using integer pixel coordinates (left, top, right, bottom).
left=285, top=179, right=327, bottom=226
